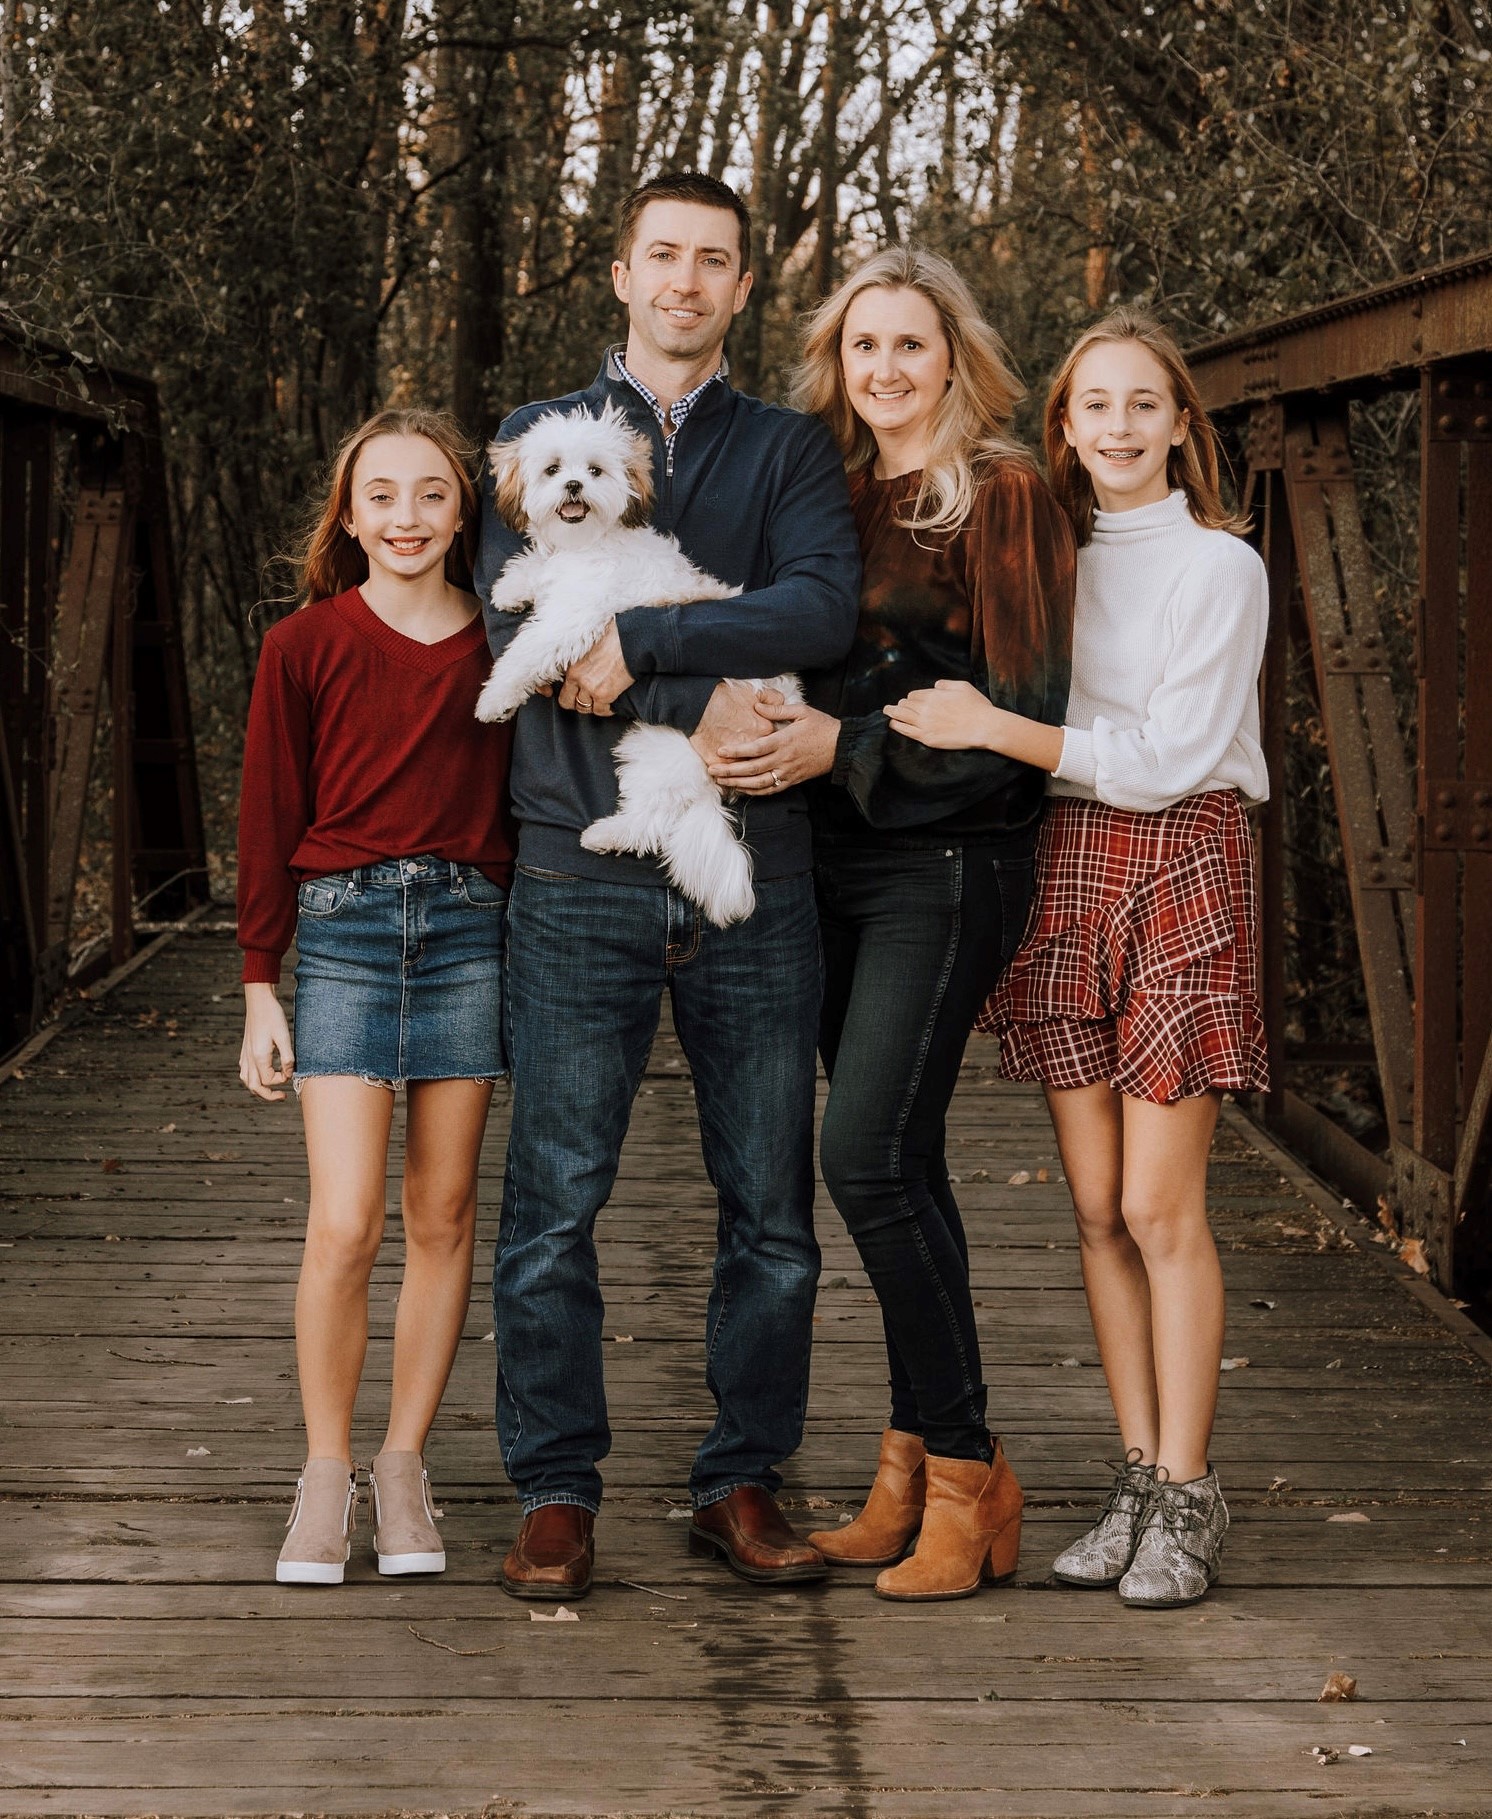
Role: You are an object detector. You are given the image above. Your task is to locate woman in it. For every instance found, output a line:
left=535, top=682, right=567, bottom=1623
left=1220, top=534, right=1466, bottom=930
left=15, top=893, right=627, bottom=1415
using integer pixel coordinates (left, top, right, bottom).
left=710, top=248, right=1075, bottom=1600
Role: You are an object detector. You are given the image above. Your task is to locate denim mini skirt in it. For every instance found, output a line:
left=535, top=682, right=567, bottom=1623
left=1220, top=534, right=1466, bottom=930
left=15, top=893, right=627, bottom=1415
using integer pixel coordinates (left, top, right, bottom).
left=292, top=855, right=507, bottom=1088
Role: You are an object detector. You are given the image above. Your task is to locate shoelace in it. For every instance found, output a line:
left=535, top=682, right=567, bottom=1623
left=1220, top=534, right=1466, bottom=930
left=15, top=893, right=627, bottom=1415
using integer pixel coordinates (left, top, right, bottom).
left=1098, top=1448, right=1153, bottom=1524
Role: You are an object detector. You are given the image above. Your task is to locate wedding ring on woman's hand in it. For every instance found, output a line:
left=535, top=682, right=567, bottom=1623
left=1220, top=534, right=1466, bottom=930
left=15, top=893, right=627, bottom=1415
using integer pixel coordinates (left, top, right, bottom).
left=770, top=769, right=783, bottom=788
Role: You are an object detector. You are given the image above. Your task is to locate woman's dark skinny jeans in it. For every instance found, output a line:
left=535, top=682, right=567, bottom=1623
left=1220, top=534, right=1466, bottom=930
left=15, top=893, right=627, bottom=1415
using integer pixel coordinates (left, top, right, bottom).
left=815, top=836, right=1035, bottom=1463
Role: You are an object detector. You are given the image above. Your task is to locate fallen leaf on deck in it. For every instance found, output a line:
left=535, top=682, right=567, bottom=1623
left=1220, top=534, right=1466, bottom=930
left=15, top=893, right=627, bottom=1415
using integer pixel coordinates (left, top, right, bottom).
left=1398, top=1237, right=1431, bottom=1276
left=1347, top=1745, right=1372, bottom=1756
left=612, top=1334, right=634, bottom=1343
left=1327, top=1512, right=1370, bottom=1524
left=481, top=1331, right=494, bottom=1341
left=1319, top=1671, right=1358, bottom=1701
left=822, top=1275, right=848, bottom=1289
left=1311, top=1745, right=1341, bottom=1765
left=530, top=1605, right=580, bottom=1622
left=1277, top=1223, right=1308, bottom=1238
left=185, top=1446, right=211, bottom=1457
left=1007, top=1170, right=1031, bottom=1185
left=803, top=1496, right=835, bottom=1509
left=1250, top=1298, right=1276, bottom=1310
left=1268, top=1476, right=1290, bottom=1494
left=1035, top=1167, right=1050, bottom=1183
left=1219, top=1356, right=1250, bottom=1371
left=102, top=1158, right=121, bottom=1174
left=968, top=1168, right=989, bottom=1181
left=158, top=1123, right=176, bottom=1133
left=1375, top=1193, right=1397, bottom=1234
left=1058, top=1356, right=1081, bottom=1367
left=104, top=1234, right=120, bottom=1242
left=666, top=1507, right=692, bottom=1521
left=1325, top=1357, right=1343, bottom=1369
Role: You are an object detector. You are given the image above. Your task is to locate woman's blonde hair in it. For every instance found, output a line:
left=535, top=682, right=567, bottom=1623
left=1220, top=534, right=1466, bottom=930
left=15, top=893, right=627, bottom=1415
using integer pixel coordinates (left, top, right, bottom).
left=790, top=246, right=1031, bottom=537
left=299, top=408, right=480, bottom=604
left=1043, top=308, right=1248, bottom=545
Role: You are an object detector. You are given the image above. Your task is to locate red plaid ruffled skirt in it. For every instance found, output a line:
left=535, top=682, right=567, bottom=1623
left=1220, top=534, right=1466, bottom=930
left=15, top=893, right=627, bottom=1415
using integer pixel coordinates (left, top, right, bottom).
left=980, top=790, right=1269, bottom=1104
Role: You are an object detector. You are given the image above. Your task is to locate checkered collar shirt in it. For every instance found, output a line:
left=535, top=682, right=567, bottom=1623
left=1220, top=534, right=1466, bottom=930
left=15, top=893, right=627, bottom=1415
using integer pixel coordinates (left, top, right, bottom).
left=611, top=346, right=728, bottom=441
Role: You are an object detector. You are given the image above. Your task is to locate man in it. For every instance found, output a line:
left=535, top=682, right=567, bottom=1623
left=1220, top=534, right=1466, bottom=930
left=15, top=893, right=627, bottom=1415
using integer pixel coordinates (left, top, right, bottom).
left=477, top=171, right=861, bottom=1598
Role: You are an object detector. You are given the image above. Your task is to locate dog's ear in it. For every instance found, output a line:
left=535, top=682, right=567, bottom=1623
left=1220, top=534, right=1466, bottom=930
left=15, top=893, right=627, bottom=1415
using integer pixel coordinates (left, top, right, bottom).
left=490, top=439, right=528, bottom=534
left=620, top=430, right=655, bottom=529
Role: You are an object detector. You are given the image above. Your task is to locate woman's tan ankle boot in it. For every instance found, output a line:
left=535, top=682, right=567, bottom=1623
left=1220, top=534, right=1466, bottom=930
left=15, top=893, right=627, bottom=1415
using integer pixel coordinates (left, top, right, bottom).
left=873, top=1439, right=1022, bottom=1601
left=809, top=1428, right=926, bottom=1566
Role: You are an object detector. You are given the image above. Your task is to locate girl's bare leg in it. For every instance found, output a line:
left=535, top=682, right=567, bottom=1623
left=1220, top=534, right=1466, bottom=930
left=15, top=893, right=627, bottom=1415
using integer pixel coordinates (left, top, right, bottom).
left=1118, top=1090, right=1224, bottom=1484
left=1045, top=1081, right=1160, bottom=1461
left=382, top=1079, right=494, bottom=1454
left=296, top=1077, right=396, bottom=1462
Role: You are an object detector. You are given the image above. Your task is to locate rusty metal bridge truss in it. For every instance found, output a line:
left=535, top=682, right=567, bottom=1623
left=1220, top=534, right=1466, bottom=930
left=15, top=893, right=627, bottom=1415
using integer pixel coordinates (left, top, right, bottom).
left=0, top=335, right=206, bottom=1054
left=1191, top=250, right=1492, bottom=1296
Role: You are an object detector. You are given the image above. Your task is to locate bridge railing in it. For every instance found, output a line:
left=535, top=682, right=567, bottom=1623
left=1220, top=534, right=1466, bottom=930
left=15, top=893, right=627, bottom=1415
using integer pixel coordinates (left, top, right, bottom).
left=1190, top=250, right=1492, bottom=1296
left=0, top=332, right=206, bottom=1054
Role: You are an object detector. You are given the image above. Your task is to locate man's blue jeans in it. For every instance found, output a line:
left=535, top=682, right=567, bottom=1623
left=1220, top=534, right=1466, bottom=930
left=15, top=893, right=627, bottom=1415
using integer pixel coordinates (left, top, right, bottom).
left=494, top=863, right=822, bottom=1513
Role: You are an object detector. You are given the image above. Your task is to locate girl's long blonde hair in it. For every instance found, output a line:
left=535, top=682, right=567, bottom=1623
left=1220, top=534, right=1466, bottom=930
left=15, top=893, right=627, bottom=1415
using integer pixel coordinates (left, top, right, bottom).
left=790, top=246, right=1031, bottom=538
left=1043, top=308, right=1248, bottom=546
left=299, top=409, right=480, bottom=604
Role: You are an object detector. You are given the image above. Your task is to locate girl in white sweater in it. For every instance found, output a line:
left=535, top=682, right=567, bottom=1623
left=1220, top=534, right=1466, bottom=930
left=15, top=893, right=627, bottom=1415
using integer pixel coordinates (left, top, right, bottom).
left=887, top=309, right=1269, bottom=1607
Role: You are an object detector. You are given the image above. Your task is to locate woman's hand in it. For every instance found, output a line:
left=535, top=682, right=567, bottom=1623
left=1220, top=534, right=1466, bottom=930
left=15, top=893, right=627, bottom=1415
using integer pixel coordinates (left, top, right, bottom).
left=885, top=680, right=1065, bottom=772
left=707, top=695, right=840, bottom=795
left=884, top=679, right=1001, bottom=750
left=240, top=983, right=294, bottom=1102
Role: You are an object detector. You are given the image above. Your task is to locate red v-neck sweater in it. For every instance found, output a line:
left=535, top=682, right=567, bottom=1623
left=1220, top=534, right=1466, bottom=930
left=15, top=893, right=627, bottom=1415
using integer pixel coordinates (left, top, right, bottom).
left=236, top=587, right=516, bottom=983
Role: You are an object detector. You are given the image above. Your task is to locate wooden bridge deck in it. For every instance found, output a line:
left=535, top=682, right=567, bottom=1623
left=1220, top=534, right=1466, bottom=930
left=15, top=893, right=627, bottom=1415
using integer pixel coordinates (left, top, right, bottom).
left=3, top=927, right=1492, bottom=1818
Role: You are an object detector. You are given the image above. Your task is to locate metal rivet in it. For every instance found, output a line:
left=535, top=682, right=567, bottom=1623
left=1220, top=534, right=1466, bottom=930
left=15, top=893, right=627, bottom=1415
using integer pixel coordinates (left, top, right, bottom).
left=1474, top=791, right=1490, bottom=809
left=1474, top=824, right=1489, bottom=842
left=1437, top=413, right=1456, bottom=432
left=1476, top=415, right=1491, bottom=433
left=1435, top=821, right=1454, bottom=839
left=1437, top=788, right=1456, bottom=807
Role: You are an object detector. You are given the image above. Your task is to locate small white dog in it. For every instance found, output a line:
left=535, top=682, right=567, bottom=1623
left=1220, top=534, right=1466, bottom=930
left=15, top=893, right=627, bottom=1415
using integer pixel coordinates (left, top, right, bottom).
left=474, top=402, right=799, bottom=927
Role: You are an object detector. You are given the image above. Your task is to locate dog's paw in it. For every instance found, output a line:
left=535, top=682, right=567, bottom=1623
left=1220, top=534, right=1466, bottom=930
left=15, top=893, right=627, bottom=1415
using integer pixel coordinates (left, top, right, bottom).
left=579, top=814, right=643, bottom=856
left=474, top=680, right=522, bottom=723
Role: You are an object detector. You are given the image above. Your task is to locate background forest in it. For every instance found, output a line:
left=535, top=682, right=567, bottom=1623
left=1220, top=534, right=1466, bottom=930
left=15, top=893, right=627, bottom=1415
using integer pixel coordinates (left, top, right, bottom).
left=2, top=0, right=1491, bottom=1125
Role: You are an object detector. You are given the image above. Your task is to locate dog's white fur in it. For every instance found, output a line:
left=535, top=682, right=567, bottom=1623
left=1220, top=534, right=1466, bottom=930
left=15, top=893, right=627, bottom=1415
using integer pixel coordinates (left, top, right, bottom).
left=474, top=403, right=799, bottom=926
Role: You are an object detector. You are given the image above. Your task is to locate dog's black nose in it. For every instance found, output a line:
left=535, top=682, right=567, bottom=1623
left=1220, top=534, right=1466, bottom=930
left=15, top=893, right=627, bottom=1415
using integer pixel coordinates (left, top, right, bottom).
left=564, top=479, right=583, bottom=495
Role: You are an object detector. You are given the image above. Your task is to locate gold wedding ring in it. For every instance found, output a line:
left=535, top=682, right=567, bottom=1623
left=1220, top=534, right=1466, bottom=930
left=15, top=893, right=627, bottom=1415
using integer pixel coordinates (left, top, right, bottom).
left=770, top=769, right=782, bottom=788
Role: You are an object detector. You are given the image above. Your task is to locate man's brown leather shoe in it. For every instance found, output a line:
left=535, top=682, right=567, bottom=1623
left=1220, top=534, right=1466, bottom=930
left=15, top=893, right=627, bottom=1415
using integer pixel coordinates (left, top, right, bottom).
left=688, top=1485, right=827, bottom=1584
left=501, top=1504, right=595, bottom=1600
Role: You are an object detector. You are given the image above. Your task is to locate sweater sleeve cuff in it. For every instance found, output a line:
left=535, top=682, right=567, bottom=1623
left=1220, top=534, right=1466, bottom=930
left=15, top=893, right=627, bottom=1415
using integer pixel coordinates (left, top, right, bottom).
left=615, top=605, right=682, bottom=677
left=831, top=714, right=875, bottom=787
left=240, top=950, right=283, bottom=985
left=1053, top=726, right=1097, bottom=789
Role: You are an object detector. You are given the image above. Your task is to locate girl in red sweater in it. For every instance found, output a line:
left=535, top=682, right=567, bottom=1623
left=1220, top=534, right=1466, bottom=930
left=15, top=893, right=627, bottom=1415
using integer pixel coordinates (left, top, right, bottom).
left=237, top=409, right=515, bottom=1585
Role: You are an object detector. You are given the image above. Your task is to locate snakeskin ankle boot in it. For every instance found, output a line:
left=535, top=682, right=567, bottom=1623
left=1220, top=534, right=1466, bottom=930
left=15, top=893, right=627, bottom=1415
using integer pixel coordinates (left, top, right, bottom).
left=1052, top=1448, right=1155, bottom=1588
left=1118, top=1466, right=1228, bottom=1608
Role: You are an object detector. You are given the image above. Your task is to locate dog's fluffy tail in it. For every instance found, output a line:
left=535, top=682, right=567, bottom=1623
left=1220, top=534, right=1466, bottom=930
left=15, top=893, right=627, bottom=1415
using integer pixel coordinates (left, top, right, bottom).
left=579, top=724, right=755, bottom=926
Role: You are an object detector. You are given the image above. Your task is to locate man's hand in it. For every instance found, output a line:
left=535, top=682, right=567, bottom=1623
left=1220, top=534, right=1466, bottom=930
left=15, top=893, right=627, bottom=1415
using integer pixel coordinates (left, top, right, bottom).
left=708, top=696, right=839, bottom=793
left=688, top=681, right=774, bottom=766
left=559, top=620, right=634, bottom=717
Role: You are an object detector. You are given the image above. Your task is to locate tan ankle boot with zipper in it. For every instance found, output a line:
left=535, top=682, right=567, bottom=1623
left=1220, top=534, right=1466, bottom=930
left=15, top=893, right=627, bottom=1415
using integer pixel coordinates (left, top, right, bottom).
left=809, top=1428, right=925, bottom=1566
left=874, top=1439, right=1022, bottom=1601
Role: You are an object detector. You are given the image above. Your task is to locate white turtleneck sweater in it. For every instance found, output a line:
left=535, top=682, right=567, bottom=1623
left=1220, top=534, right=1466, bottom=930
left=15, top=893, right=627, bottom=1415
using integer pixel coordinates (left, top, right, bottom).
left=1051, top=490, right=1269, bottom=811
